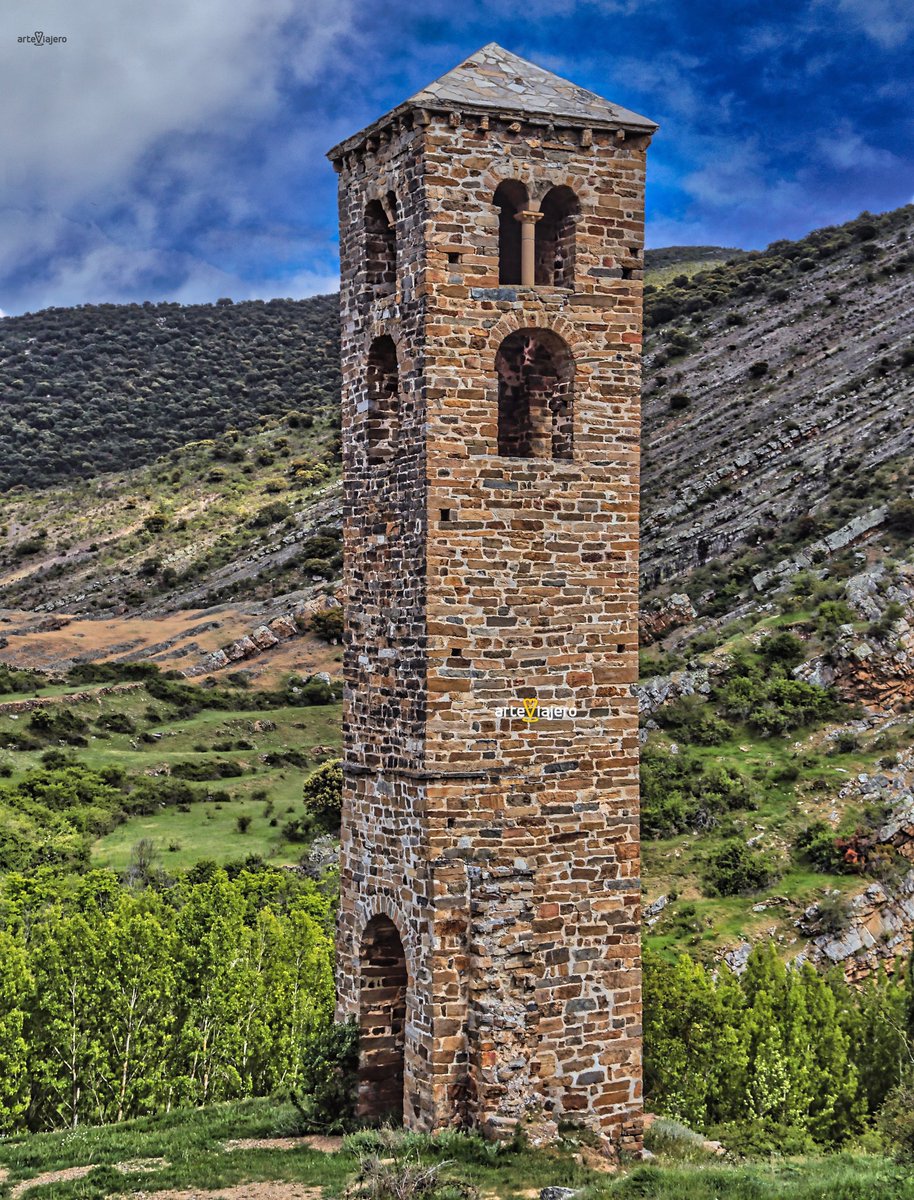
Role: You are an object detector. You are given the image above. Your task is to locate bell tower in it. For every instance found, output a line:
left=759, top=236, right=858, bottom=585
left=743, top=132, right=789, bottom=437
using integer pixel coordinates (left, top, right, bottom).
left=329, top=43, right=656, bottom=1154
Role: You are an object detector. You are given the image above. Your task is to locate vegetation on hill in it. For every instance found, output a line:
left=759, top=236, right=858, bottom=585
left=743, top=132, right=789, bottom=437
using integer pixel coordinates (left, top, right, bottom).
left=641, top=203, right=914, bottom=592
left=0, top=295, right=339, bottom=490
left=0, top=404, right=342, bottom=616
left=0, top=207, right=913, bottom=1176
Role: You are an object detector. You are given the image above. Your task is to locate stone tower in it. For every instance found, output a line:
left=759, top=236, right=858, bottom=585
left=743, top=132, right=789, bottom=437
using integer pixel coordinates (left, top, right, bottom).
left=328, top=44, right=656, bottom=1154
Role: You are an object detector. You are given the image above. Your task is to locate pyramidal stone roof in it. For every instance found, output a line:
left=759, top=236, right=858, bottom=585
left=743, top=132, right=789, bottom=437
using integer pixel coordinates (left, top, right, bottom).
left=328, top=43, right=656, bottom=160
left=410, top=43, right=656, bottom=130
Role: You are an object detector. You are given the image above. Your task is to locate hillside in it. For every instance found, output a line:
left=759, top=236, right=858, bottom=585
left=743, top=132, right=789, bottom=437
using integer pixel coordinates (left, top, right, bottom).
left=641, top=204, right=914, bottom=595
left=1, top=205, right=914, bottom=981
left=0, top=295, right=339, bottom=490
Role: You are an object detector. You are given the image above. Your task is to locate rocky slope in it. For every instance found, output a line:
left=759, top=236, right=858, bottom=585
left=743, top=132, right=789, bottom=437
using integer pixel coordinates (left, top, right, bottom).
left=641, top=204, right=914, bottom=596
left=1, top=207, right=914, bottom=972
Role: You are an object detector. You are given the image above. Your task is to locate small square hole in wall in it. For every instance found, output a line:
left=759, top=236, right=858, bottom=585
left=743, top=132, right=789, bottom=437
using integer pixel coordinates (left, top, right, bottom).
left=440, top=508, right=451, bottom=522
left=450, top=647, right=463, bottom=658
left=447, top=252, right=461, bottom=264
left=622, top=267, right=634, bottom=280
left=617, top=644, right=626, bottom=654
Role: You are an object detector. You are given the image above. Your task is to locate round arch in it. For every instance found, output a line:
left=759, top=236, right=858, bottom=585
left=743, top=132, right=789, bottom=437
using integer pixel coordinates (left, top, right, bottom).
left=357, top=912, right=409, bottom=1121
left=493, top=180, right=529, bottom=285
left=494, top=328, right=575, bottom=461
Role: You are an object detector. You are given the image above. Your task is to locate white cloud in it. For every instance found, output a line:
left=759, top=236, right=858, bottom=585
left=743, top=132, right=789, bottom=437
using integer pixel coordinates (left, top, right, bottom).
left=0, top=0, right=353, bottom=310
left=813, top=0, right=914, bottom=47
left=816, top=122, right=899, bottom=171
left=1, top=0, right=351, bottom=203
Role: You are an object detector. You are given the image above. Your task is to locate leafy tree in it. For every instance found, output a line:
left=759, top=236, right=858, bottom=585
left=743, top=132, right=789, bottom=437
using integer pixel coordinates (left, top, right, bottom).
left=0, top=931, right=29, bottom=1131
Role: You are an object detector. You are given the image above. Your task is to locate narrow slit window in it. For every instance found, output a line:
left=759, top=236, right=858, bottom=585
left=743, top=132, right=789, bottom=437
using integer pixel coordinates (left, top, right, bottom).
left=365, top=198, right=396, bottom=287
left=366, top=334, right=399, bottom=464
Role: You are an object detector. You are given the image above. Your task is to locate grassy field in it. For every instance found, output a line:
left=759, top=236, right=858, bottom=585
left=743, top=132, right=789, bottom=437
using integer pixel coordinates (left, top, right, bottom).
left=0, top=684, right=342, bottom=871
left=0, top=1099, right=907, bottom=1200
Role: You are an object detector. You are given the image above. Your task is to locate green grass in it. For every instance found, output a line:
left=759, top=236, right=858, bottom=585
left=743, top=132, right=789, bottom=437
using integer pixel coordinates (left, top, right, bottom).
left=601, top=1156, right=914, bottom=1199
left=0, top=1099, right=906, bottom=1200
left=92, top=792, right=296, bottom=870
left=0, top=688, right=342, bottom=870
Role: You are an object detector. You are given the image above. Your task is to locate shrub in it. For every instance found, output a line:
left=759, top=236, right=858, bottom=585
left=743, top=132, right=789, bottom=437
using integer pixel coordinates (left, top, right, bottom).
left=887, top=497, right=914, bottom=534
left=759, top=631, right=804, bottom=669
left=643, top=1116, right=712, bottom=1162
left=248, top=501, right=292, bottom=528
left=654, top=694, right=733, bottom=745
left=816, top=599, right=853, bottom=634
left=171, top=759, right=243, bottom=781
left=704, top=839, right=779, bottom=896
left=748, top=360, right=769, bottom=379
left=27, top=707, right=89, bottom=746
left=95, top=711, right=136, bottom=734
left=796, top=822, right=845, bottom=873
left=666, top=329, right=697, bottom=357
left=879, top=1077, right=914, bottom=1162
left=302, top=759, right=343, bottom=832
left=293, top=1018, right=359, bottom=1133
left=236, top=814, right=252, bottom=834
left=641, top=742, right=757, bottom=839
left=311, top=607, right=344, bottom=643
left=669, top=392, right=691, bottom=411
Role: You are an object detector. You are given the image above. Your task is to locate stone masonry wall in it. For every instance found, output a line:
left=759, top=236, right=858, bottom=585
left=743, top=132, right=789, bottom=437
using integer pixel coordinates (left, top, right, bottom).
left=333, top=100, right=648, bottom=1155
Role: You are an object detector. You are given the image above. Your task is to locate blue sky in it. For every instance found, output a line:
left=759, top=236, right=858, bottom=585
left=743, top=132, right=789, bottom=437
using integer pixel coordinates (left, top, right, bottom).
left=1, top=0, right=912, bottom=314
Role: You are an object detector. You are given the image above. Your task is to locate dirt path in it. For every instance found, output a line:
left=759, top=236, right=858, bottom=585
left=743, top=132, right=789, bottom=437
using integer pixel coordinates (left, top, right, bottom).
left=127, top=1187, right=322, bottom=1200
left=222, top=1137, right=342, bottom=1154
left=11, top=1165, right=95, bottom=1197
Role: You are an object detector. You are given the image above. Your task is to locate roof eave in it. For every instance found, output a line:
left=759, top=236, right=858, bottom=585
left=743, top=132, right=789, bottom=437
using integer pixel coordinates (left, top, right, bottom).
left=326, top=99, right=657, bottom=164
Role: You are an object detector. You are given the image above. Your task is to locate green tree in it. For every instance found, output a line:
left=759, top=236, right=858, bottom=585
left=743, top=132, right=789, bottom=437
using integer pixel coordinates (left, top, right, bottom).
left=0, top=930, right=29, bottom=1132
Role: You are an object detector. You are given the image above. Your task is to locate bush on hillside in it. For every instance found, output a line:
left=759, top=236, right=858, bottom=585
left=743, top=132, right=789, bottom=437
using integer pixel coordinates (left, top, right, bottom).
left=310, top=607, right=344, bottom=643
left=704, top=839, right=780, bottom=896
left=641, top=742, right=757, bottom=839
left=302, top=759, right=343, bottom=833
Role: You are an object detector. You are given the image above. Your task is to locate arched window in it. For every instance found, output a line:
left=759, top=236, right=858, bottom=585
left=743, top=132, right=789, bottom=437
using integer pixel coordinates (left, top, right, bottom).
left=493, top=181, right=528, bottom=285
left=496, top=329, right=574, bottom=460
left=366, top=335, right=398, bottom=463
left=535, top=186, right=580, bottom=288
left=358, top=914, right=408, bottom=1121
left=365, top=197, right=396, bottom=287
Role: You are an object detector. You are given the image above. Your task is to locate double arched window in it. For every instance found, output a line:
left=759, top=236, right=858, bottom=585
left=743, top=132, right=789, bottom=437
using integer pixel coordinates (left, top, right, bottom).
left=493, top=182, right=579, bottom=288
